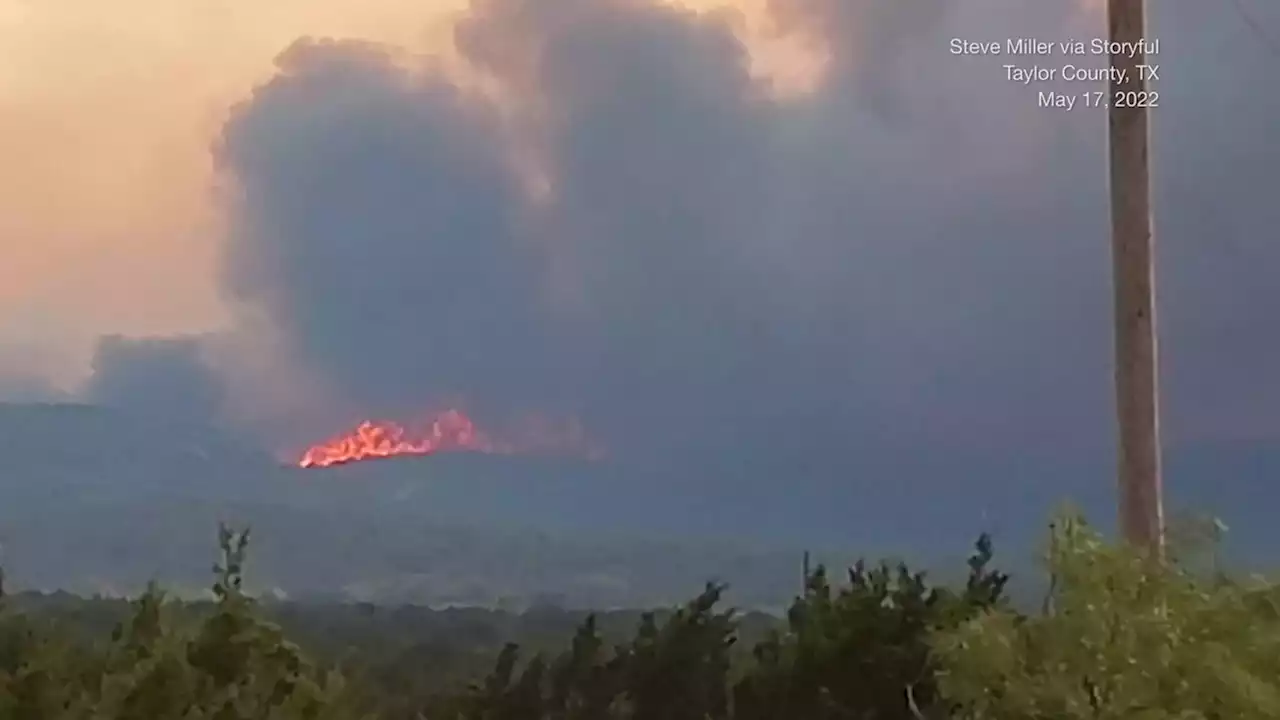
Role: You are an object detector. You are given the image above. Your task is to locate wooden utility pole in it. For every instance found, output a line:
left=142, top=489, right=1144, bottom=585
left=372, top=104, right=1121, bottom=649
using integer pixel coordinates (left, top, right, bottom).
left=1107, top=0, right=1164, bottom=556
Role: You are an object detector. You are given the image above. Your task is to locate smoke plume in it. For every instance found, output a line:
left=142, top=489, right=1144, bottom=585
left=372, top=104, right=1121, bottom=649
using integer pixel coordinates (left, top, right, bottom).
left=205, top=0, right=1280, bottom=471
left=84, top=335, right=227, bottom=428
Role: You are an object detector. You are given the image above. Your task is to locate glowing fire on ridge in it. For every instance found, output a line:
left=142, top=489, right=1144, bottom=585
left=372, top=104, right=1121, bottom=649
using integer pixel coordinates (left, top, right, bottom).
left=297, top=409, right=601, bottom=469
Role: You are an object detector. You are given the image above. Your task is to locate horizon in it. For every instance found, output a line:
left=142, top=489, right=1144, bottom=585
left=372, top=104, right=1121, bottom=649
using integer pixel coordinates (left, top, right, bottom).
left=1, top=0, right=1278, bottom=602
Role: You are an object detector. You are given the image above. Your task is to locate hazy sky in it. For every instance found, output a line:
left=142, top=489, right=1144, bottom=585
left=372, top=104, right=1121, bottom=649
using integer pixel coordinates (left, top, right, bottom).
left=0, top=0, right=464, bottom=375
left=0, top=0, right=805, bottom=382
left=2, top=0, right=1278, bottom=464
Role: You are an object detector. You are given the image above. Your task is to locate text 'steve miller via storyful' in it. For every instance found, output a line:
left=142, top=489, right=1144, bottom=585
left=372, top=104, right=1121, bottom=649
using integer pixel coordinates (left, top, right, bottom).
left=949, top=37, right=1160, bottom=57
left=949, top=36, right=1161, bottom=111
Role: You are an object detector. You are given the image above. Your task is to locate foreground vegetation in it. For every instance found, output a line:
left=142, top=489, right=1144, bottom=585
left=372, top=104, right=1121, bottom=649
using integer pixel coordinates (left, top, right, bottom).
left=0, top=511, right=1275, bottom=718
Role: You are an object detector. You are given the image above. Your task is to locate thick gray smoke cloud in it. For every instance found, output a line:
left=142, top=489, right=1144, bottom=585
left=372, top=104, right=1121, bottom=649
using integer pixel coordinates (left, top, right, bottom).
left=0, top=375, right=66, bottom=403
left=84, top=335, right=226, bottom=428
left=212, top=0, right=1280, bottom=472
left=216, top=39, right=554, bottom=425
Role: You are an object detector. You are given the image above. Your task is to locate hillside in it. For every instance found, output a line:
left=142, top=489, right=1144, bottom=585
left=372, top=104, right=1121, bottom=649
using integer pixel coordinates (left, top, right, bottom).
left=0, top=403, right=1275, bottom=604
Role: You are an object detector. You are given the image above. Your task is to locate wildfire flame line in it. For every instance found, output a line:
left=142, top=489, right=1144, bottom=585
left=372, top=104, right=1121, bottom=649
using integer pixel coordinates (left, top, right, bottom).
left=296, top=409, right=600, bottom=469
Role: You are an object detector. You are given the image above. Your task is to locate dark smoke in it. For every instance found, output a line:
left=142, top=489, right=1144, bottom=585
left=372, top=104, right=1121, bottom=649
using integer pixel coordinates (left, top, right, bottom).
left=456, top=0, right=803, bottom=450
left=217, top=38, right=562, bottom=425
left=212, top=0, right=1280, bottom=473
left=84, top=335, right=226, bottom=428
left=0, top=375, right=67, bottom=403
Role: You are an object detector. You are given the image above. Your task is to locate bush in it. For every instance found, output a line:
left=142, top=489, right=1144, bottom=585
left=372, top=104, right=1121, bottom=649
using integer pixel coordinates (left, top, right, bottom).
left=456, top=582, right=737, bottom=720
left=455, top=537, right=1008, bottom=720
left=2, top=510, right=1279, bottom=719
left=733, top=535, right=1007, bottom=720
left=933, top=511, right=1280, bottom=720
left=0, top=524, right=368, bottom=720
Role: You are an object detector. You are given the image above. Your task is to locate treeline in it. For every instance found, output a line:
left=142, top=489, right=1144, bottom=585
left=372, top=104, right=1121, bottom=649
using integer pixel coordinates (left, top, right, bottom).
left=0, top=512, right=1277, bottom=718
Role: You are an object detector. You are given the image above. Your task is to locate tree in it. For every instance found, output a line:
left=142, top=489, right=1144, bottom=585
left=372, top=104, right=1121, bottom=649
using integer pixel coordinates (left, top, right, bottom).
left=933, top=511, right=1280, bottom=719
left=0, top=523, right=370, bottom=719
left=460, top=583, right=736, bottom=720
left=733, top=535, right=1007, bottom=720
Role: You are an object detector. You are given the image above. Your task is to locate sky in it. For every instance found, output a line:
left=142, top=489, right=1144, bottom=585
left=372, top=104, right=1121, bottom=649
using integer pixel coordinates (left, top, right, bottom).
left=2, top=0, right=1279, bottom=470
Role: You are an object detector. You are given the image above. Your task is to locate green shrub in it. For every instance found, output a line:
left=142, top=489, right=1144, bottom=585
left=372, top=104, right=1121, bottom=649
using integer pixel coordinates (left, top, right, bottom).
left=451, top=535, right=1009, bottom=720
left=0, top=524, right=368, bottom=720
left=457, top=582, right=736, bottom=720
left=933, top=511, right=1280, bottom=720
left=733, top=535, right=1007, bottom=720
left=1, top=509, right=1277, bottom=720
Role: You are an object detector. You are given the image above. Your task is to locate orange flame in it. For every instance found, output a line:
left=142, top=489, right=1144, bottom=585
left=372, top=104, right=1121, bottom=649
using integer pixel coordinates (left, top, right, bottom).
left=297, top=409, right=601, bottom=468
